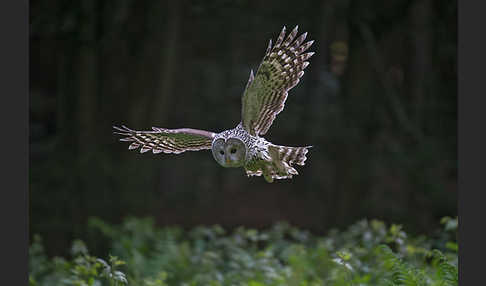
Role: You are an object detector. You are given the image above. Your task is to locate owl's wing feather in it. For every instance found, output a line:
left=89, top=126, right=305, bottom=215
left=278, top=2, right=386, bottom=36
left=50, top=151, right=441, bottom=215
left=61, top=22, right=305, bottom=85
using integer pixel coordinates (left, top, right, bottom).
left=113, top=125, right=216, bottom=154
left=241, top=25, right=314, bottom=136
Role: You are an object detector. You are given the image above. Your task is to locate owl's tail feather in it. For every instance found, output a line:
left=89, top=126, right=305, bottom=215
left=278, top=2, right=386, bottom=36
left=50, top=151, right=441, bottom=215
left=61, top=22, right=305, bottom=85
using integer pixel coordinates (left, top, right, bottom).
left=268, top=145, right=311, bottom=167
left=263, top=145, right=311, bottom=182
left=245, top=145, right=311, bottom=182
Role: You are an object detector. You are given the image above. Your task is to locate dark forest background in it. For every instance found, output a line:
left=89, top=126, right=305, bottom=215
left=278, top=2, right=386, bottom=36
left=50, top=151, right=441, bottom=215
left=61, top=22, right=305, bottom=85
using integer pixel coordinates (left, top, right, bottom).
left=30, top=0, right=457, bottom=257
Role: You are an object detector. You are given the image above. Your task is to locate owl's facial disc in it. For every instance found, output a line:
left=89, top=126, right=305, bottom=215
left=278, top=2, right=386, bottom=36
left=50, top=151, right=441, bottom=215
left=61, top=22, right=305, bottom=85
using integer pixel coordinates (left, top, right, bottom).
left=211, top=138, right=246, bottom=168
left=225, top=138, right=246, bottom=167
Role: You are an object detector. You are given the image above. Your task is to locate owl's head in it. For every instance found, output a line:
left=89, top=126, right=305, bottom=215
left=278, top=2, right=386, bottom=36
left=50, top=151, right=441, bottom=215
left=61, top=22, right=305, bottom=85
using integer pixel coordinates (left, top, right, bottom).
left=211, top=137, right=247, bottom=168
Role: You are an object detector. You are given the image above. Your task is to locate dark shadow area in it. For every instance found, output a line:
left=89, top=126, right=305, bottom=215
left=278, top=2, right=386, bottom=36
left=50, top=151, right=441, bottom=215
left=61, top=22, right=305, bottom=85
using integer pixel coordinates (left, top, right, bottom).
left=30, top=0, right=457, bottom=257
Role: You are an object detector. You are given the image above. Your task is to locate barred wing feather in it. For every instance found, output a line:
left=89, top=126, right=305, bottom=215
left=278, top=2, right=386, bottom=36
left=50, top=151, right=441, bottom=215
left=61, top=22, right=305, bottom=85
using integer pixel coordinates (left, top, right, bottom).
left=113, top=125, right=216, bottom=154
left=241, top=25, right=314, bottom=136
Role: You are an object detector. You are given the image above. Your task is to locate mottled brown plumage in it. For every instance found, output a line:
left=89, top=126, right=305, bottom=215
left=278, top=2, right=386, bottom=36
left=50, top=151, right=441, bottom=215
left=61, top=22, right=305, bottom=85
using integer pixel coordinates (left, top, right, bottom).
left=114, top=25, right=315, bottom=182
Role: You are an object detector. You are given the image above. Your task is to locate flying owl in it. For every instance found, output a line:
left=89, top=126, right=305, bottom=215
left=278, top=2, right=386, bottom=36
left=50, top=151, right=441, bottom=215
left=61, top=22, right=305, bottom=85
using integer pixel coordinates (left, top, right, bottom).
left=114, top=26, right=314, bottom=183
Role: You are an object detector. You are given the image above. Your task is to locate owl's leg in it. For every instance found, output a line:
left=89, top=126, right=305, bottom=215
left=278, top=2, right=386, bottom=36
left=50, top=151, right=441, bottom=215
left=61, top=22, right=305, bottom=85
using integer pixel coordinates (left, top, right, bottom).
left=244, top=161, right=275, bottom=183
left=244, top=159, right=273, bottom=182
left=262, top=164, right=275, bottom=183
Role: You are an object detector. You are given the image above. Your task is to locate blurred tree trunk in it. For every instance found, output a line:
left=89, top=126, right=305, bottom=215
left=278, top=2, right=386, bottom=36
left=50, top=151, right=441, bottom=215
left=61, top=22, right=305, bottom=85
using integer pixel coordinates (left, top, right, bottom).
left=359, top=21, right=423, bottom=142
left=56, top=46, right=76, bottom=149
left=126, top=2, right=155, bottom=128
left=406, top=0, right=433, bottom=218
left=304, top=0, right=336, bottom=224
left=148, top=0, right=182, bottom=126
left=306, top=0, right=353, bottom=229
left=306, top=0, right=335, bottom=140
left=76, top=0, right=99, bottom=155
left=147, top=0, right=183, bottom=200
left=410, top=0, right=432, bottom=130
left=72, top=0, right=100, bottom=236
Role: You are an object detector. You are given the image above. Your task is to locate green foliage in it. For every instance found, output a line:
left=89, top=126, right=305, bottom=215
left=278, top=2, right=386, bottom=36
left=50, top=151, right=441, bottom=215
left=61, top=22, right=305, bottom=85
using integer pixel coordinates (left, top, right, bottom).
left=30, top=218, right=457, bottom=286
left=29, top=236, right=127, bottom=286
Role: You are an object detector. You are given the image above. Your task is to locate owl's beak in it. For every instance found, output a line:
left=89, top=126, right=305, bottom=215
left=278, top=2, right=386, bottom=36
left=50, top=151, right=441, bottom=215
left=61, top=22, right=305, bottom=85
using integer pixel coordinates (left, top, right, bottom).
left=226, top=157, right=231, bottom=165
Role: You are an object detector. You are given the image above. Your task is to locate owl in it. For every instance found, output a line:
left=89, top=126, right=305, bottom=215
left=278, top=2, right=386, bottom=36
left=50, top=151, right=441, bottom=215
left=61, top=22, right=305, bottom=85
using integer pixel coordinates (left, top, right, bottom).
left=114, top=26, right=314, bottom=183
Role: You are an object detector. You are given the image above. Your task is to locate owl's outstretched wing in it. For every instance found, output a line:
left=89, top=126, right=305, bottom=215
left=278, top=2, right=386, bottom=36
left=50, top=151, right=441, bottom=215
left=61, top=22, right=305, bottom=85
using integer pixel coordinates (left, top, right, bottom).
left=241, top=25, right=314, bottom=136
left=113, top=125, right=216, bottom=154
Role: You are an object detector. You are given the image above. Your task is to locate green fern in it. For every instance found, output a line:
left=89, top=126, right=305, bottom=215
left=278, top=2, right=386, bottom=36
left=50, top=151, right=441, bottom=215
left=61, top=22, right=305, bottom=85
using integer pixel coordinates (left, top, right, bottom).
left=430, top=250, right=458, bottom=286
left=377, top=245, right=428, bottom=286
left=30, top=218, right=458, bottom=286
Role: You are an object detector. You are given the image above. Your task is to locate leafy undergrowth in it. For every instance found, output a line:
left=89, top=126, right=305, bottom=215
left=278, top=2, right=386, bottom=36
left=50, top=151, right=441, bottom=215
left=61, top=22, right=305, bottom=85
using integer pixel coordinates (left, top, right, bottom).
left=29, top=217, right=458, bottom=286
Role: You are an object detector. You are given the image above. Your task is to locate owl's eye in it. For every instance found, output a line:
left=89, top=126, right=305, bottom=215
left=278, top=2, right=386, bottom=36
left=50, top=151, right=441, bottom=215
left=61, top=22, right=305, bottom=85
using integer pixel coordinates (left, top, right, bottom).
left=230, top=148, right=237, bottom=154
left=219, top=150, right=224, bottom=155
